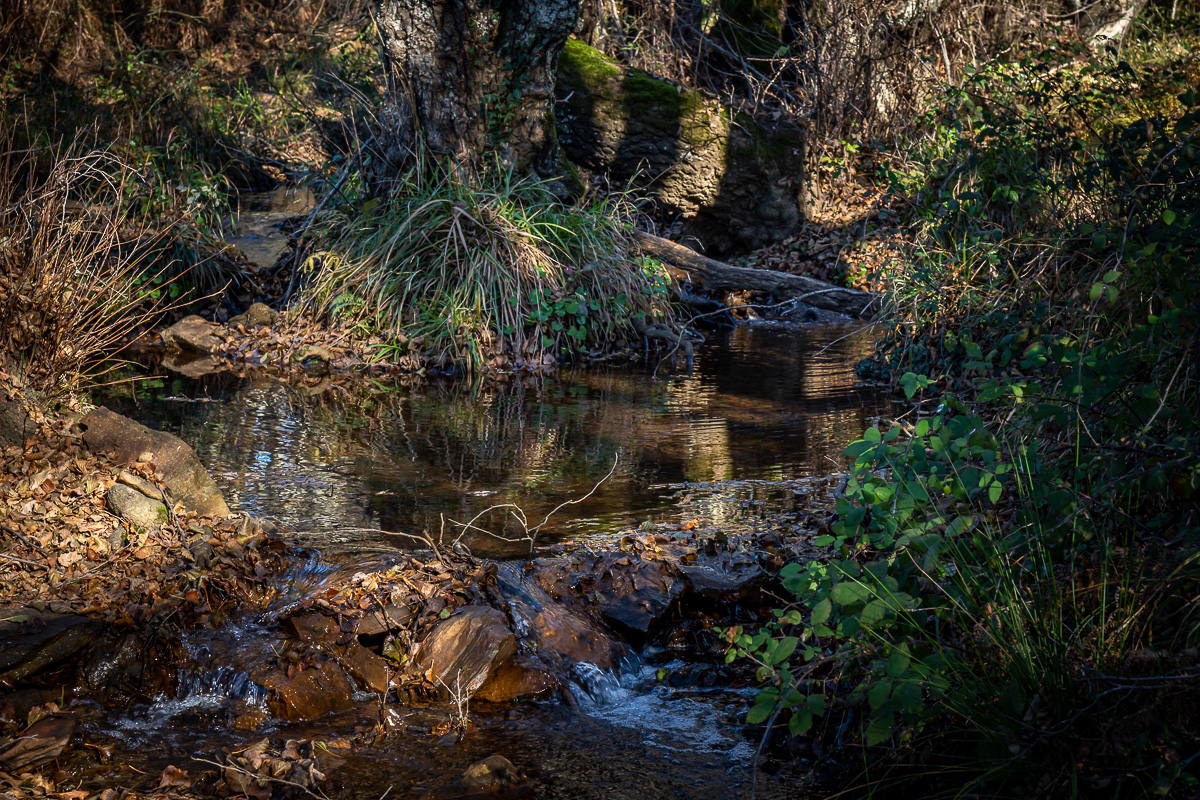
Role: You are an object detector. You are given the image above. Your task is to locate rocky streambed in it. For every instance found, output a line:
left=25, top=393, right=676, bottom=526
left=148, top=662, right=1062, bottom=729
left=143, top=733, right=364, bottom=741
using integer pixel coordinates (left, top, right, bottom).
left=1, top=324, right=884, bottom=799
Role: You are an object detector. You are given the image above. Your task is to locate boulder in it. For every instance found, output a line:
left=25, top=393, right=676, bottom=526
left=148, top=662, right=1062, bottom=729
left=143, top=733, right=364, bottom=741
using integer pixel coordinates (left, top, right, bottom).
left=556, top=39, right=807, bottom=255
left=474, top=656, right=558, bottom=703
left=496, top=563, right=623, bottom=670
left=415, top=606, right=516, bottom=699
left=263, top=659, right=354, bottom=722
left=105, top=483, right=169, bottom=530
left=159, top=315, right=226, bottom=353
left=0, top=612, right=102, bottom=683
left=228, top=303, right=278, bottom=329
left=80, top=407, right=229, bottom=517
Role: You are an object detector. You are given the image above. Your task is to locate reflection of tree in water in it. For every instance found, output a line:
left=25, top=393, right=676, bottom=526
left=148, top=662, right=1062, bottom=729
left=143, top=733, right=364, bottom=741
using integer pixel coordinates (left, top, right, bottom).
left=162, top=326, right=888, bottom=556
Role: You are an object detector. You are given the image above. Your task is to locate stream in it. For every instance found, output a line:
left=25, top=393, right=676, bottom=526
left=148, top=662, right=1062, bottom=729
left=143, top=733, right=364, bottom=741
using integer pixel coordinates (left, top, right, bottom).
left=91, top=323, right=888, bottom=799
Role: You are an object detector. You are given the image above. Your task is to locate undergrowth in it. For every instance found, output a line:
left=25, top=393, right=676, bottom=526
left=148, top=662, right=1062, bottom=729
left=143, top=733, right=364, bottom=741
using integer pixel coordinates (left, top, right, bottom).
left=302, top=162, right=674, bottom=371
left=724, top=17, right=1200, bottom=800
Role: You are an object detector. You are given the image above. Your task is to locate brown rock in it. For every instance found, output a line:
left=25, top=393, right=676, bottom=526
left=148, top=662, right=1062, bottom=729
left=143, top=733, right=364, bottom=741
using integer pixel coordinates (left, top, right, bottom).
left=497, top=563, right=623, bottom=670
left=415, top=606, right=515, bottom=699
left=159, top=315, right=225, bottom=353
left=263, top=659, right=354, bottom=722
left=287, top=613, right=338, bottom=643
left=228, top=303, right=278, bottom=329
left=340, top=643, right=390, bottom=693
left=0, top=613, right=101, bottom=683
left=0, top=715, right=75, bottom=771
left=355, top=603, right=417, bottom=636
left=474, top=656, right=558, bottom=702
left=105, top=483, right=169, bottom=531
left=80, top=407, right=229, bottom=517
left=421, top=755, right=527, bottom=799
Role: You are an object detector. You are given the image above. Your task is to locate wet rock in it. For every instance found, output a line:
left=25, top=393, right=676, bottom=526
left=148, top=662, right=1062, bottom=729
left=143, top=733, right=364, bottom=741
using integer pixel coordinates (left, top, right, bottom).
left=354, top=603, right=417, bottom=637
left=422, top=755, right=528, bottom=799
left=161, top=352, right=229, bottom=378
left=415, top=606, right=516, bottom=699
left=496, top=564, right=623, bottom=670
left=287, top=613, right=339, bottom=643
left=474, top=656, right=558, bottom=702
left=79, top=632, right=143, bottom=692
left=263, top=659, right=354, bottom=722
left=105, top=483, right=169, bottom=530
left=339, top=642, right=390, bottom=693
left=159, top=315, right=226, bottom=353
left=80, top=407, right=230, bottom=517
left=0, top=714, right=75, bottom=771
left=679, top=550, right=764, bottom=600
left=0, top=612, right=101, bottom=683
left=228, top=303, right=278, bottom=329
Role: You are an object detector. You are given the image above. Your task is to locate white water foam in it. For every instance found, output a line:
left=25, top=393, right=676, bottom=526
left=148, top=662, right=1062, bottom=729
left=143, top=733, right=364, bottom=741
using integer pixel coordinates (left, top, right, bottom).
left=570, top=661, right=757, bottom=764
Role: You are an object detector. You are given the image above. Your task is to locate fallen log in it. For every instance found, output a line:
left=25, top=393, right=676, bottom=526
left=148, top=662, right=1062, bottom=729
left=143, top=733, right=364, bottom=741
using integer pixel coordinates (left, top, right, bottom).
left=634, top=231, right=881, bottom=319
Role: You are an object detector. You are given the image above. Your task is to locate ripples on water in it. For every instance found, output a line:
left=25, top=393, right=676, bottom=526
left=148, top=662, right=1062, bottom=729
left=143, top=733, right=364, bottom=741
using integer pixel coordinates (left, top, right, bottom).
left=106, top=324, right=886, bottom=557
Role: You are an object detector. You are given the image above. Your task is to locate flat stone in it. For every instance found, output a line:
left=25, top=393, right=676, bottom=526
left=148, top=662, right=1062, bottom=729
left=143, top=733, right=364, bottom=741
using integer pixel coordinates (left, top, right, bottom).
left=679, top=551, right=764, bottom=599
left=355, top=603, right=417, bottom=636
left=421, top=755, right=527, bottom=799
left=415, top=606, right=516, bottom=699
left=340, top=642, right=391, bottom=693
left=287, top=613, right=339, bottom=643
left=263, top=659, right=354, bottom=722
left=106, top=483, right=169, bottom=531
left=0, top=613, right=102, bottom=682
left=80, top=408, right=229, bottom=517
left=0, top=715, right=75, bottom=771
left=159, top=315, right=225, bottom=353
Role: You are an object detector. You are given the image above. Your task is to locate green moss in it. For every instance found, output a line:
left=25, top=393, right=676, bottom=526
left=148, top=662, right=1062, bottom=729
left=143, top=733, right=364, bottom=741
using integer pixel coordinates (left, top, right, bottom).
left=560, top=38, right=621, bottom=82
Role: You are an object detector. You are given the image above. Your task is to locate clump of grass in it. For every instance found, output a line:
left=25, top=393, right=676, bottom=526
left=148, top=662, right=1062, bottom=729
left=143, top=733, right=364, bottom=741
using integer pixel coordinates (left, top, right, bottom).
left=303, top=163, right=673, bottom=370
left=0, top=140, right=185, bottom=397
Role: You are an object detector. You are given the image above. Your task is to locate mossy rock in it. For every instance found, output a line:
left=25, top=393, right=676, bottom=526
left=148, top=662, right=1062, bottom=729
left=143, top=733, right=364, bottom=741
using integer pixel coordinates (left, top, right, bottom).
left=555, top=38, right=806, bottom=254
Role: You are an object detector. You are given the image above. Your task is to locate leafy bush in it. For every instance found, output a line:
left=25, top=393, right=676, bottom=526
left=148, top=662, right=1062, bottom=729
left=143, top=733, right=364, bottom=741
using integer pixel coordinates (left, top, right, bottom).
left=723, top=38, right=1200, bottom=798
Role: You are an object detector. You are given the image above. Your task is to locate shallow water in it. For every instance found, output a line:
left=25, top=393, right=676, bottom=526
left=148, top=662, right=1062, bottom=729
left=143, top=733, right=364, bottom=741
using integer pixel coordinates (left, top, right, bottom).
left=90, top=322, right=884, bottom=798
left=106, top=324, right=887, bottom=558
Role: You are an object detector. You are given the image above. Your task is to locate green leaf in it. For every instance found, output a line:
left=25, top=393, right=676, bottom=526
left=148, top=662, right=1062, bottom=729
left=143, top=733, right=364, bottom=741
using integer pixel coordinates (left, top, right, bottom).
left=1162, top=209, right=1177, bottom=225
left=868, top=680, right=893, bottom=710
left=865, top=711, right=895, bottom=746
left=896, top=681, right=923, bottom=714
left=746, top=699, right=775, bottom=725
left=810, top=598, right=832, bottom=625
left=814, top=534, right=836, bottom=547
left=886, top=645, right=911, bottom=678
left=806, top=694, right=827, bottom=715
left=788, top=707, right=813, bottom=735
left=830, top=582, right=868, bottom=605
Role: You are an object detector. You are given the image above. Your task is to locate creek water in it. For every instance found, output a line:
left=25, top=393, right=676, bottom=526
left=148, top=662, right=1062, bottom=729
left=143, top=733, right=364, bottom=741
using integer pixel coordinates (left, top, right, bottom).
left=93, top=322, right=888, bottom=799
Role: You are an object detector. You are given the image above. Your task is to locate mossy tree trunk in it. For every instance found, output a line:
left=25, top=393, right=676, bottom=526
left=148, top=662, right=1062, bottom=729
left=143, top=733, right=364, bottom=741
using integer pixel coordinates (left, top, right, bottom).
left=373, top=0, right=579, bottom=181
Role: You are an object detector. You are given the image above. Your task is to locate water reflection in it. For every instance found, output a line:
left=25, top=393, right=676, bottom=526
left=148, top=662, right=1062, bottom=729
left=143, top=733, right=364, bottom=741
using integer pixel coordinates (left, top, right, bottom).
left=104, top=324, right=887, bottom=556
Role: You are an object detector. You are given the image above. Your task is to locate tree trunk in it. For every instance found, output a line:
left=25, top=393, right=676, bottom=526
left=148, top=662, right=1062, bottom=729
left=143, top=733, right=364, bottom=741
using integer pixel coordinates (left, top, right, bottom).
left=373, top=0, right=579, bottom=181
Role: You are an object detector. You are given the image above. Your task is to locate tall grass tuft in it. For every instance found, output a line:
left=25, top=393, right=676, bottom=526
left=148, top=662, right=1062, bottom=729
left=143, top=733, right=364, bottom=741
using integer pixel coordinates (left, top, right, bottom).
left=302, top=162, right=673, bottom=371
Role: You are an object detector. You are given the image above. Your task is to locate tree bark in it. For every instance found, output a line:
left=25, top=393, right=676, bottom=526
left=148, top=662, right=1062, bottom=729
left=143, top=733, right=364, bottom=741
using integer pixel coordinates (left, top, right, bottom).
left=373, top=0, right=579, bottom=181
left=634, top=231, right=881, bottom=319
